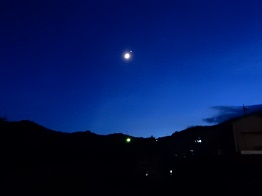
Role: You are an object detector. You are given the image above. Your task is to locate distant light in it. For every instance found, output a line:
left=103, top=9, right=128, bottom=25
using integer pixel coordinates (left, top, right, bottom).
left=195, top=139, right=202, bottom=143
left=126, top=137, right=131, bottom=143
left=195, top=137, right=202, bottom=143
left=170, top=170, right=173, bottom=175
left=146, top=172, right=149, bottom=176
left=155, top=139, right=158, bottom=142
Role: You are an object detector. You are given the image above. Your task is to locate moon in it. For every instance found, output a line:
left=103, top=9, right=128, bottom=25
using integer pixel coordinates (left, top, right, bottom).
left=124, top=53, right=130, bottom=59
left=123, top=51, right=132, bottom=60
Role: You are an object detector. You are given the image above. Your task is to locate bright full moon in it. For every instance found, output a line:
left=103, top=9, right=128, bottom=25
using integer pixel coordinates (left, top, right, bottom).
left=123, top=51, right=132, bottom=60
left=124, top=53, right=130, bottom=59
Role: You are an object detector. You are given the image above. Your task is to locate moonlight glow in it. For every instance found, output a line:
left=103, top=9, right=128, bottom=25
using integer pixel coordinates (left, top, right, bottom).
left=123, top=51, right=132, bottom=60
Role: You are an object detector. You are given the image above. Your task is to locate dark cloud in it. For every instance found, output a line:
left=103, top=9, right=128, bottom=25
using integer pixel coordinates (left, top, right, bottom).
left=203, top=104, right=262, bottom=124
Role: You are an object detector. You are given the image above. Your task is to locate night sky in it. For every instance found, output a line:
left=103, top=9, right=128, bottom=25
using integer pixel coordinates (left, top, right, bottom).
left=1, top=0, right=262, bottom=137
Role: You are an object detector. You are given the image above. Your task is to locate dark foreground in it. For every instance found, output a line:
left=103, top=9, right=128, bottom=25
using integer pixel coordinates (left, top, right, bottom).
left=2, top=172, right=261, bottom=196
left=2, top=156, right=262, bottom=196
left=1, top=120, right=262, bottom=195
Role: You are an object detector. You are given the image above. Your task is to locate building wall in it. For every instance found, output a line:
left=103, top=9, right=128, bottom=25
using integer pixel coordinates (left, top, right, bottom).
left=233, top=116, right=262, bottom=154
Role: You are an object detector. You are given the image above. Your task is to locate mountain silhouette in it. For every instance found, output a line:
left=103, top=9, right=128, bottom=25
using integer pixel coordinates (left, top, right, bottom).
left=1, top=110, right=262, bottom=195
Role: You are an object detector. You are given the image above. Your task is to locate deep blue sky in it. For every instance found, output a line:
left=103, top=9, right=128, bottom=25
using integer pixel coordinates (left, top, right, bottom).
left=1, top=0, right=262, bottom=137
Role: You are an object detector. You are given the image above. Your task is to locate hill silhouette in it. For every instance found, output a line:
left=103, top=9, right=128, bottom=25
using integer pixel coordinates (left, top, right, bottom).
left=0, top=119, right=172, bottom=195
left=1, top=111, right=262, bottom=195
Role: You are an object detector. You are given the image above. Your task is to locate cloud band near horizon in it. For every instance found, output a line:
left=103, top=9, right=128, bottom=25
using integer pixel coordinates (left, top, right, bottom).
left=203, top=104, right=262, bottom=124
